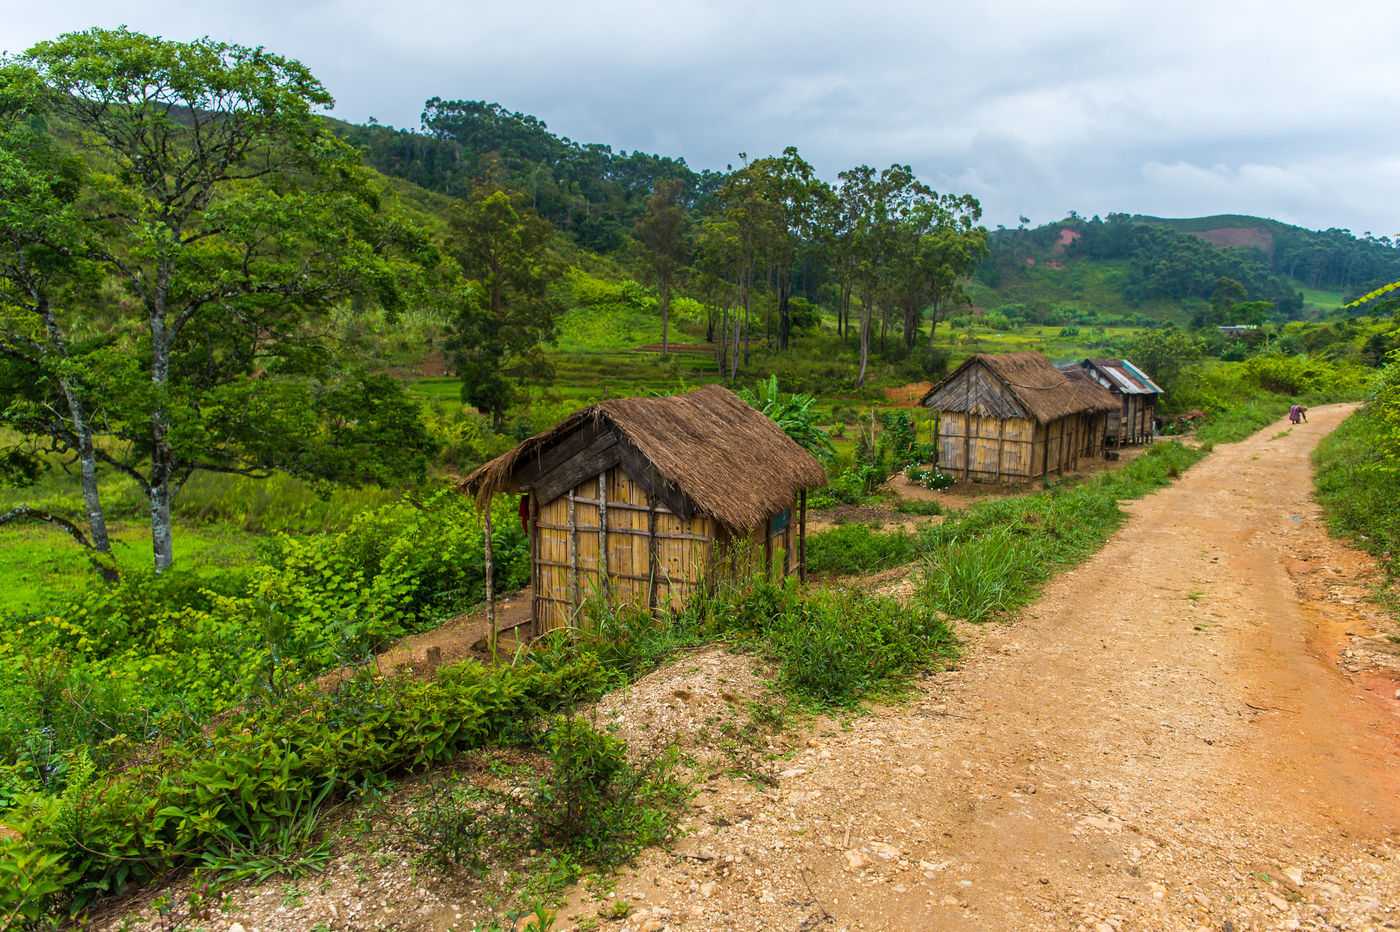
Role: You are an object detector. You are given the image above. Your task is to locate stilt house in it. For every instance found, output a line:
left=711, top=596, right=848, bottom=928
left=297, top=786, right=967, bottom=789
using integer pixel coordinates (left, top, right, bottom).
left=920, top=352, right=1118, bottom=483
left=1065, top=358, right=1164, bottom=445
left=458, top=385, right=828, bottom=635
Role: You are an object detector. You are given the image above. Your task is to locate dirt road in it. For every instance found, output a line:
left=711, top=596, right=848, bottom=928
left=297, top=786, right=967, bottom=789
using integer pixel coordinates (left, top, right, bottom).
left=582, top=403, right=1400, bottom=931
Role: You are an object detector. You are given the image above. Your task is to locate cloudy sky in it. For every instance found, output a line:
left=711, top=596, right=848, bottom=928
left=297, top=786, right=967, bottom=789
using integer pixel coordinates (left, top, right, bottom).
left=6, top=1, right=1400, bottom=236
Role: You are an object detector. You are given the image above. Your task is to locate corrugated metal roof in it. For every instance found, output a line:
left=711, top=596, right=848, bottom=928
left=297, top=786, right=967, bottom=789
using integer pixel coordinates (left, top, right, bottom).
left=1084, top=358, right=1164, bottom=395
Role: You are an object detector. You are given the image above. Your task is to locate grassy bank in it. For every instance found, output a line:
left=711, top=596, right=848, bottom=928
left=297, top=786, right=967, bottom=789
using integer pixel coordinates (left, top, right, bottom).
left=1313, top=403, right=1400, bottom=587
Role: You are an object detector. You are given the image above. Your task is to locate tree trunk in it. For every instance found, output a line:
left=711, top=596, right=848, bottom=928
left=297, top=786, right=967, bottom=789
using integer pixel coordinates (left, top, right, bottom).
left=742, top=267, right=751, bottom=366
left=731, top=303, right=741, bottom=380
left=40, top=301, right=117, bottom=582
left=764, top=260, right=774, bottom=348
left=856, top=300, right=872, bottom=387
left=660, top=280, right=670, bottom=356
left=778, top=275, right=791, bottom=351
left=149, top=309, right=175, bottom=574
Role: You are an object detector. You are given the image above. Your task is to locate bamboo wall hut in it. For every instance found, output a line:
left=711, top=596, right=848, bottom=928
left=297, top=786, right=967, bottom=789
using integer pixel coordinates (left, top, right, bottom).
left=920, top=352, right=1118, bottom=483
left=458, top=385, right=828, bottom=636
left=1068, top=358, right=1164, bottom=445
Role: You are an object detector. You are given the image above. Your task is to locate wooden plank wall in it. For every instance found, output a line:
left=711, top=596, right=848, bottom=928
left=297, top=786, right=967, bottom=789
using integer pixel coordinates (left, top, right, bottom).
left=1112, top=395, right=1157, bottom=445
left=939, top=414, right=1102, bottom=482
left=939, top=414, right=1036, bottom=481
left=533, top=465, right=712, bottom=634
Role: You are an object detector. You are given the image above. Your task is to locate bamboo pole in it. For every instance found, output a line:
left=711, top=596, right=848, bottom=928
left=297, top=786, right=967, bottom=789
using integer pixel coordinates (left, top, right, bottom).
left=647, top=495, right=659, bottom=612
left=484, top=506, right=497, bottom=662
left=528, top=492, right=540, bottom=637
left=568, top=489, right=580, bottom=618
left=598, top=470, right=611, bottom=605
left=996, top=418, right=1005, bottom=481
left=799, top=490, right=807, bottom=582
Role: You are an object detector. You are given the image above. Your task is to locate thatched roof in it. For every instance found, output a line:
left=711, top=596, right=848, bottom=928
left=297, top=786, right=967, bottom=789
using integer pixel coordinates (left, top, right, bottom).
left=920, top=352, right=1117, bottom=423
left=458, top=385, right=827, bottom=531
left=1059, top=365, right=1122, bottom=411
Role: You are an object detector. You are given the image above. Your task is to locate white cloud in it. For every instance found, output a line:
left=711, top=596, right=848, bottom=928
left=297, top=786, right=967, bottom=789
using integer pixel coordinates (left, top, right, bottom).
left=5, top=0, right=1400, bottom=233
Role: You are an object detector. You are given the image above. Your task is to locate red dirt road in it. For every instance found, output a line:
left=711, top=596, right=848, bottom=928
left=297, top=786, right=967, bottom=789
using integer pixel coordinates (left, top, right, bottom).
left=583, top=403, right=1400, bottom=931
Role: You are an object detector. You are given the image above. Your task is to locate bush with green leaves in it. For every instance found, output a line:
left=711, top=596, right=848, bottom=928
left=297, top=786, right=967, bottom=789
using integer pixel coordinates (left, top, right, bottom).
left=806, top=523, right=919, bottom=575
left=770, top=587, right=956, bottom=705
left=0, top=490, right=531, bottom=796
left=0, top=657, right=596, bottom=925
left=738, top=375, right=836, bottom=462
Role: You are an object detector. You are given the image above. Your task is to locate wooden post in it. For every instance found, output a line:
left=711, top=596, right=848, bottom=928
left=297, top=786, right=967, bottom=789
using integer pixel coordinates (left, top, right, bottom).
left=598, top=470, right=611, bottom=605
left=1058, top=417, right=1068, bottom=475
left=568, top=489, right=581, bottom=620
left=647, top=496, right=659, bottom=612
left=764, top=516, right=773, bottom=582
left=528, top=491, right=540, bottom=637
left=962, top=376, right=972, bottom=481
left=484, top=505, right=497, bottom=662
left=798, top=490, right=807, bottom=582
left=995, top=418, right=1005, bottom=482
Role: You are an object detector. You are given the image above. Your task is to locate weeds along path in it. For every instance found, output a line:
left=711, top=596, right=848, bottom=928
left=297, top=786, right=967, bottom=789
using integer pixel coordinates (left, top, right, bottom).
left=566, top=402, right=1400, bottom=931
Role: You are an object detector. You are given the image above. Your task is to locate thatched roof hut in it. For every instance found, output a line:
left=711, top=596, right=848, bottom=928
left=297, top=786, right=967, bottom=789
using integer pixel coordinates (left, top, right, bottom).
left=920, top=352, right=1117, bottom=482
left=460, top=385, right=827, bottom=634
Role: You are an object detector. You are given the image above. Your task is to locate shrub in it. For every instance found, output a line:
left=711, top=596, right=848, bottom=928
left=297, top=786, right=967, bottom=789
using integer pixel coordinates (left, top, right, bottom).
left=771, top=588, right=956, bottom=705
left=917, top=526, right=1040, bottom=623
left=806, top=523, right=919, bottom=575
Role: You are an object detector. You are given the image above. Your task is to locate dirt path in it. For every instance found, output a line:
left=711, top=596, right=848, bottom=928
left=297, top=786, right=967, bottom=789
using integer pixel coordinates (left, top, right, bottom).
left=570, top=403, right=1400, bottom=931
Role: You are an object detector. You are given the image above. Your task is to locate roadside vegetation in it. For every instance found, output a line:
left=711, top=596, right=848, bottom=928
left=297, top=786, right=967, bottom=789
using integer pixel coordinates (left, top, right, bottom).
left=1313, top=351, right=1400, bottom=606
left=3, top=22, right=1400, bottom=931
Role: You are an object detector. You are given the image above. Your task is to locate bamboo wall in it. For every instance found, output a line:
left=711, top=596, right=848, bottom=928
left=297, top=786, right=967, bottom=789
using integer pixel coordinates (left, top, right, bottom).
left=939, top=412, right=1099, bottom=482
left=531, top=465, right=800, bottom=634
left=1107, top=395, right=1156, bottom=445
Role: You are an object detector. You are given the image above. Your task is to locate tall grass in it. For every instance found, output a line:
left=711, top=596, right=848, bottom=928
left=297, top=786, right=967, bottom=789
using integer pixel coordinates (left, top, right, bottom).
left=806, top=523, right=919, bottom=574
left=919, top=526, right=1039, bottom=623
left=1313, top=404, right=1400, bottom=582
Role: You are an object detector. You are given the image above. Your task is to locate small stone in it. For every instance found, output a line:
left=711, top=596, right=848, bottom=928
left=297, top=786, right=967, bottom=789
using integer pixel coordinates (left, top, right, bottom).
left=844, top=849, right=871, bottom=870
left=699, top=882, right=716, bottom=898
left=1264, top=891, right=1289, bottom=911
left=868, top=842, right=902, bottom=860
left=1096, top=923, right=1115, bottom=932
left=1281, top=865, right=1304, bottom=888
left=230, top=925, right=247, bottom=932
left=941, top=895, right=960, bottom=906
left=908, top=765, right=926, bottom=776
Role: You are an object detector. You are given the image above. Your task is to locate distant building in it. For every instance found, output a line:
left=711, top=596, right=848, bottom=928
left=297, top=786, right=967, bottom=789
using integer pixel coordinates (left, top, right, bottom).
left=920, top=352, right=1117, bottom=483
left=1062, top=358, right=1164, bottom=446
left=1217, top=325, right=1258, bottom=336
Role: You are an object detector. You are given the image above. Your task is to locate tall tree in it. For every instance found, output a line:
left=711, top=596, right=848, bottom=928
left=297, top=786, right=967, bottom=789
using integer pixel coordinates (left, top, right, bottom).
left=633, top=178, right=688, bottom=355
left=742, top=148, right=825, bottom=352
left=837, top=164, right=929, bottom=387
left=446, top=188, right=562, bottom=424
left=1, top=28, right=438, bottom=574
left=0, top=123, right=117, bottom=579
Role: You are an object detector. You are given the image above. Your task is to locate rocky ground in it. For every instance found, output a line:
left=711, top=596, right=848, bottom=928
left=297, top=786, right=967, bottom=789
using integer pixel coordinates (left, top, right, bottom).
left=94, top=404, right=1400, bottom=931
